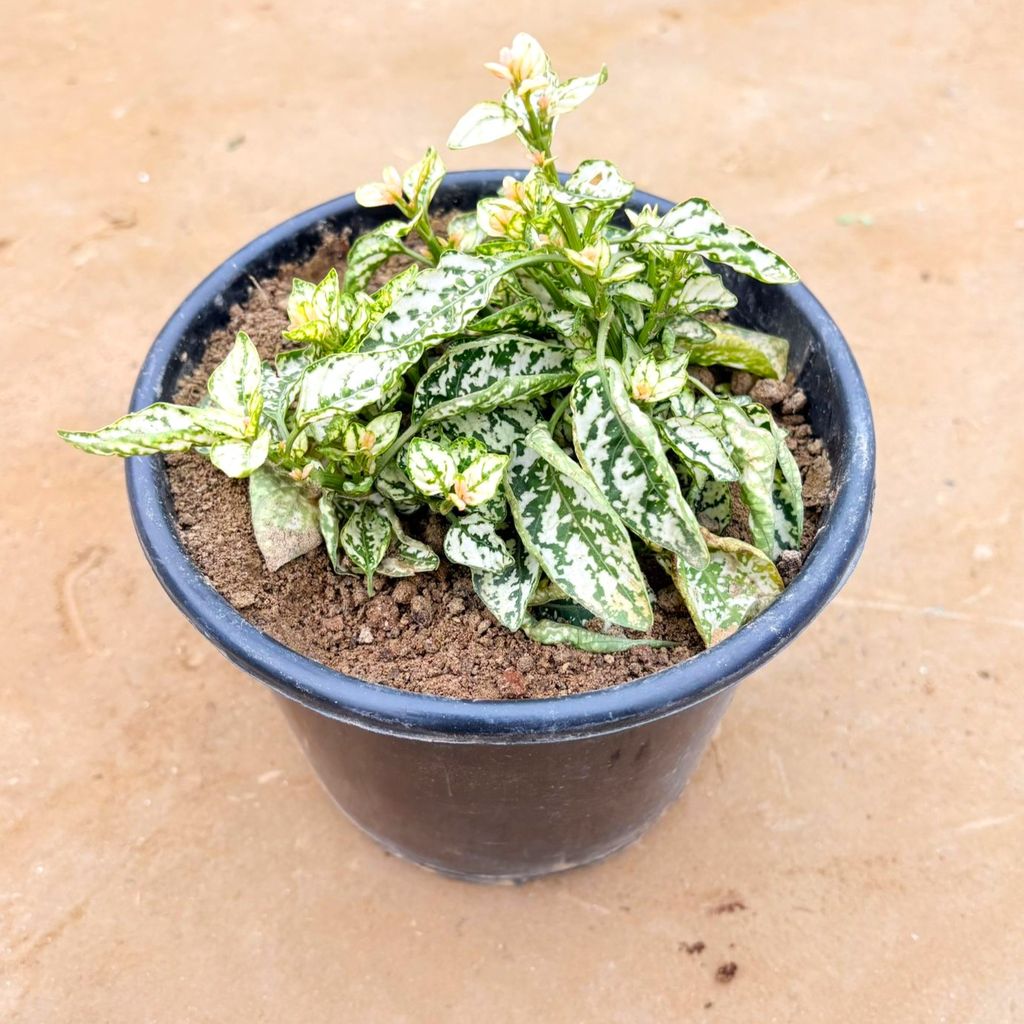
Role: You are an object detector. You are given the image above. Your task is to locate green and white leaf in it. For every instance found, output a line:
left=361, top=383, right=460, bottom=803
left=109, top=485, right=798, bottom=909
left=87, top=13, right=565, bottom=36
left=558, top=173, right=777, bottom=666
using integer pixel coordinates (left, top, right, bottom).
left=720, top=403, right=777, bottom=554
left=402, top=146, right=445, bottom=212
left=448, top=100, right=519, bottom=149
left=318, top=493, right=351, bottom=574
left=209, top=431, right=271, bottom=478
left=359, top=253, right=515, bottom=353
left=249, top=466, right=322, bottom=572
left=412, top=334, right=575, bottom=423
left=58, top=403, right=240, bottom=457
left=206, top=331, right=262, bottom=417
left=746, top=404, right=804, bottom=553
left=548, top=66, right=608, bottom=116
left=688, top=478, right=733, bottom=532
left=660, top=416, right=739, bottom=482
left=644, top=198, right=799, bottom=284
left=339, top=502, right=391, bottom=589
left=470, top=539, right=539, bottom=631
left=685, top=321, right=789, bottom=380
left=551, top=159, right=634, bottom=208
left=521, top=616, right=676, bottom=653
left=402, top=438, right=456, bottom=497
left=343, top=221, right=410, bottom=294
left=505, top=425, right=652, bottom=631
left=667, top=271, right=737, bottom=315
left=295, top=346, right=419, bottom=424
left=375, top=461, right=425, bottom=513
left=570, top=364, right=708, bottom=569
left=377, top=502, right=439, bottom=577
left=443, top=517, right=513, bottom=573
left=662, top=532, right=783, bottom=647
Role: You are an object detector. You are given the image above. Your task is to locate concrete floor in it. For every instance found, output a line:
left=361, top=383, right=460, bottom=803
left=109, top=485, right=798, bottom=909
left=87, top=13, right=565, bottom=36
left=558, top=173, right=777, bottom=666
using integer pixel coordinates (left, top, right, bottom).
left=3, top=1, right=1022, bottom=1020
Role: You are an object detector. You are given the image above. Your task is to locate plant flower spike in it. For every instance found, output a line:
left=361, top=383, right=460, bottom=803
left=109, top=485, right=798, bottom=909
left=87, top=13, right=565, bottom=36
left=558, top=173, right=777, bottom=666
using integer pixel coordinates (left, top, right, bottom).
left=61, top=33, right=808, bottom=654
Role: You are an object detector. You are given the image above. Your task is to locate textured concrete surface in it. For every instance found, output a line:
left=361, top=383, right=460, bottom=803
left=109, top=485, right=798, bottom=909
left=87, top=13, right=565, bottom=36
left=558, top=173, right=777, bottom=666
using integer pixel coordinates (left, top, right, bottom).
left=3, top=1, right=1023, bottom=1020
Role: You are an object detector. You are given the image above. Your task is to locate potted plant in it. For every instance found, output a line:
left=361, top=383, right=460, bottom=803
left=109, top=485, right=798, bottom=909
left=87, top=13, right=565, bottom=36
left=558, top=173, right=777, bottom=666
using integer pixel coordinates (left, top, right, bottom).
left=60, top=34, right=874, bottom=881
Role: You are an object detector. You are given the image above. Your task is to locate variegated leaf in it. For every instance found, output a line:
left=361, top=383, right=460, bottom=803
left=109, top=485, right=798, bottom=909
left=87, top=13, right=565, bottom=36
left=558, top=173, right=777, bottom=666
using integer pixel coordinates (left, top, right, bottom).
left=207, top=331, right=262, bottom=417
left=318, top=493, right=351, bottom=575
left=521, top=616, right=676, bottom=653
left=378, top=502, right=439, bottom=577
left=261, top=349, right=309, bottom=434
left=249, top=466, right=322, bottom=572
left=295, top=346, right=418, bottom=424
left=548, top=66, right=608, bottom=116
left=470, top=539, right=539, bottom=631
left=667, top=271, right=737, bottom=315
left=444, top=517, right=513, bottom=573
left=642, top=198, right=798, bottom=284
left=209, top=431, right=271, bottom=478
left=747, top=404, right=805, bottom=554
left=412, top=334, right=575, bottom=423
left=342, top=221, right=410, bottom=294
left=451, top=452, right=509, bottom=509
left=58, top=403, right=240, bottom=457
left=467, top=297, right=545, bottom=335
left=436, top=402, right=542, bottom=454
left=284, top=269, right=345, bottom=345
left=570, top=365, right=708, bottom=569
left=375, top=461, right=423, bottom=513
left=660, top=416, right=739, bottom=482
left=447, top=100, right=519, bottom=149
left=688, top=478, right=733, bottom=532
left=402, top=438, right=456, bottom=497
left=402, top=147, right=445, bottom=212
left=551, top=159, right=634, bottom=208
left=720, top=403, right=777, bottom=554
left=505, top=425, right=652, bottom=632
left=340, top=502, right=391, bottom=591
left=686, top=321, right=789, bottom=380
left=662, top=532, right=783, bottom=647
left=359, top=253, right=515, bottom=353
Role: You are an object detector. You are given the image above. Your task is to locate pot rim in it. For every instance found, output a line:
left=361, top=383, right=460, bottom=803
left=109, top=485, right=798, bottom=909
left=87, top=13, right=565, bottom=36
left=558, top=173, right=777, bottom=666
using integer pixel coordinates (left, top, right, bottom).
left=125, top=170, right=875, bottom=743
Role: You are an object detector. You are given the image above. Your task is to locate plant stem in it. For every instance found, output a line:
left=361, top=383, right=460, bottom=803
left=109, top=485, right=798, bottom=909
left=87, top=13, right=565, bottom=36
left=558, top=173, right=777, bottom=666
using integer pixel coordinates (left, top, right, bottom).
left=595, top=310, right=612, bottom=368
left=549, top=390, right=572, bottom=431
left=412, top=212, right=444, bottom=262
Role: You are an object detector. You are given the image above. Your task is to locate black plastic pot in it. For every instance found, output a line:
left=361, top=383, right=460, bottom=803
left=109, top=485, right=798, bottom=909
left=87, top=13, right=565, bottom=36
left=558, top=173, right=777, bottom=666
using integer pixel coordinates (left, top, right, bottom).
left=126, top=172, right=875, bottom=882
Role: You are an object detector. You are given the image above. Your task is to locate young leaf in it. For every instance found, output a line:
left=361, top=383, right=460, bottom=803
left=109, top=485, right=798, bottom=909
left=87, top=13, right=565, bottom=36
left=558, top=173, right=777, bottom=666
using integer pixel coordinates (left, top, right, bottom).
left=548, top=66, right=608, bottom=116
left=343, top=221, right=411, bottom=294
left=521, top=616, right=676, bottom=653
left=375, top=461, right=424, bottom=513
left=570, top=365, right=708, bottom=569
left=448, top=101, right=519, bottom=149
left=470, top=539, right=539, bottom=631
left=402, top=147, right=445, bottom=212
left=444, top=517, right=514, bottom=573
left=451, top=452, right=509, bottom=510
left=318, top=493, right=352, bottom=575
left=719, top=403, right=777, bottom=554
left=359, top=253, right=516, bottom=353
left=661, top=532, right=783, bottom=647
left=284, top=269, right=346, bottom=346
left=651, top=198, right=799, bottom=284
left=412, top=334, right=576, bottom=423
left=505, top=425, right=653, bottom=632
left=551, top=159, right=634, bottom=208
left=58, top=403, right=239, bottom=457
left=295, top=346, right=419, bottom=424
left=660, top=416, right=739, bottom=482
left=207, top=331, right=262, bottom=417
left=208, top=431, right=271, bottom=479
left=669, top=271, right=737, bottom=315
left=249, top=466, right=322, bottom=572
left=339, top=502, right=391, bottom=592
left=686, top=322, right=789, bottom=380
left=402, top=438, right=456, bottom=497
left=377, top=502, right=439, bottom=577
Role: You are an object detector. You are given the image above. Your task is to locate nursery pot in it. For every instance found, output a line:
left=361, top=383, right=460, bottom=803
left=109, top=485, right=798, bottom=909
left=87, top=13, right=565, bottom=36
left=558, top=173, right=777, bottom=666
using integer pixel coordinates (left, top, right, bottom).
left=126, top=172, right=875, bottom=882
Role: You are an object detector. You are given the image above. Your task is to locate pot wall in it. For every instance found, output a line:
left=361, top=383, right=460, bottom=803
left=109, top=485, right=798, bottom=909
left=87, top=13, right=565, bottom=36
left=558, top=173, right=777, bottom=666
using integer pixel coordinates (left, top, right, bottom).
left=277, top=688, right=733, bottom=881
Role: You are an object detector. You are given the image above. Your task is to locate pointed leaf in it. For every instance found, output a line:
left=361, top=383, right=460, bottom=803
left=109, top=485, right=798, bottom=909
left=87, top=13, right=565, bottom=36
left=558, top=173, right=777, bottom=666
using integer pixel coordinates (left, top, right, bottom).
left=444, top=517, right=513, bottom=573
left=471, top=540, right=539, bottom=631
left=685, top=321, right=789, bottom=380
left=359, top=252, right=515, bottom=353
left=448, top=100, right=519, bottom=149
left=505, top=425, right=653, bottom=631
left=209, top=431, right=271, bottom=478
left=343, top=221, right=411, bottom=294
left=340, top=502, right=391, bottom=588
left=570, top=364, right=708, bottom=568
left=402, top=147, right=445, bottom=212
left=412, top=334, right=575, bottom=423
left=720, top=403, right=777, bottom=554
left=661, top=416, right=739, bottom=482
left=207, top=331, right=262, bottom=416
left=377, top=502, right=439, bottom=577
left=522, top=616, right=676, bottom=653
left=747, top=405, right=805, bottom=554
left=662, top=532, right=783, bottom=647
left=318, top=493, right=353, bottom=575
left=58, top=403, right=239, bottom=457
left=249, top=466, right=322, bottom=572
left=688, top=477, right=733, bottom=532
left=402, top=438, right=456, bottom=498
left=548, top=66, right=608, bottom=116
left=551, top=159, right=634, bottom=208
